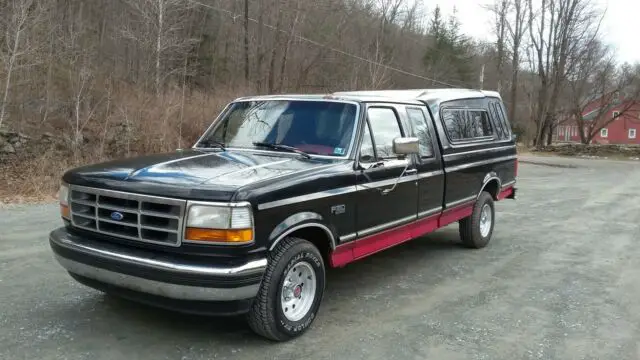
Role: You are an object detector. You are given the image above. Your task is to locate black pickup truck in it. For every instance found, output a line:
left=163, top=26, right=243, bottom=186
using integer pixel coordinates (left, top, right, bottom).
left=50, top=88, right=517, bottom=341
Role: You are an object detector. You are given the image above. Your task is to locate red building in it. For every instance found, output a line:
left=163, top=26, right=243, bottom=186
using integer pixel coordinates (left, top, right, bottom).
left=555, top=97, right=640, bottom=144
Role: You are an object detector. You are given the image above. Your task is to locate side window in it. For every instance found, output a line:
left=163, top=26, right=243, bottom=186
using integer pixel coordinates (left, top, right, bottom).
left=442, top=108, right=494, bottom=142
left=500, top=104, right=512, bottom=136
left=367, top=107, right=403, bottom=159
left=359, top=122, right=375, bottom=162
left=492, top=102, right=511, bottom=140
left=406, top=107, right=434, bottom=158
left=489, top=103, right=506, bottom=139
left=472, top=110, right=494, bottom=137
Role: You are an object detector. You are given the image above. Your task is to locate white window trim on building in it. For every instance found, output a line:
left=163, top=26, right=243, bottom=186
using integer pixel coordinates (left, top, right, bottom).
left=601, top=128, right=608, bottom=138
left=613, top=111, right=620, bottom=119
left=629, top=128, right=637, bottom=139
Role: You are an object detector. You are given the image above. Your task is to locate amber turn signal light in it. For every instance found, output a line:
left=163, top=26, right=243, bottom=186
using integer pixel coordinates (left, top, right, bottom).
left=184, top=228, right=253, bottom=243
left=60, top=204, right=70, bottom=219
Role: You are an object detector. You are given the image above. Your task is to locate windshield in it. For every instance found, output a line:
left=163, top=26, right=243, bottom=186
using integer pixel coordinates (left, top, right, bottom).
left=197, top=100, right=359, bottom=157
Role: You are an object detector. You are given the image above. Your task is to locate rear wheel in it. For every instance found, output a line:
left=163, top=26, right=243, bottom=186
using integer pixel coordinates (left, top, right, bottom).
left=247, top=237, right=325, bottom=341
left=459, top=191, right=495, bottom=249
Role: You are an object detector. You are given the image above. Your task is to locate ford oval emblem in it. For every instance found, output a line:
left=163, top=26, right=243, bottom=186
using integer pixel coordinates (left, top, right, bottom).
left=110, top=211, right=124, bottom=221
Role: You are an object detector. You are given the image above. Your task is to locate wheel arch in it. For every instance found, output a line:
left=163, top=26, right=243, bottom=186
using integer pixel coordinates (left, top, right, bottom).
left=478, top=173, right=502, bottom=200
left=268, top=212, right=337, bottom=264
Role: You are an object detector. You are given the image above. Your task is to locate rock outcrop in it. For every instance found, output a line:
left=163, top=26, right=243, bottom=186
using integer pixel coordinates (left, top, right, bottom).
left=0, top=130, right=31, bottom=155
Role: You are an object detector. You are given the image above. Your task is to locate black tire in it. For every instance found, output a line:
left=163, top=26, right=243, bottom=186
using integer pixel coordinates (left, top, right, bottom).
left=247, top=237, right=326, bottom=341
left=459, top=191, right=495, bottom=249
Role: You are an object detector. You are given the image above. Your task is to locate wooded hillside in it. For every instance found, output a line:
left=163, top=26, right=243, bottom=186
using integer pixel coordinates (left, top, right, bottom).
left=0, top=0, right=638, bottom=200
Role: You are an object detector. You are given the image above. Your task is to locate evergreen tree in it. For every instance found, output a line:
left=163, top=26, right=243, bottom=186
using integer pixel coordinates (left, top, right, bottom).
left=423, top=6, right=475, bottom=85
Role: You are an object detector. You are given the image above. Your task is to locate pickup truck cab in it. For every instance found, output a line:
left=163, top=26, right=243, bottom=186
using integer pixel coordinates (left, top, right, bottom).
left=50, top=88, right=517, bottom=341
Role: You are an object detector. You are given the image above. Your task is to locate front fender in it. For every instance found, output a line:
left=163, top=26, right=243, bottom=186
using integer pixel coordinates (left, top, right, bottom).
left=267, top=212, right=337, bottom=251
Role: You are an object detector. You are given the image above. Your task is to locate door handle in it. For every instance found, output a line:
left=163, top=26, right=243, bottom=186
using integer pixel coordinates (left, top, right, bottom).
left=405, top=168, right=418, bottom=175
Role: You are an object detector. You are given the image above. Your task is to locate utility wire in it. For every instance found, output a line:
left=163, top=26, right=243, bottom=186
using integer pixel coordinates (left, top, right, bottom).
left=188, top=0, right=463, bottom=88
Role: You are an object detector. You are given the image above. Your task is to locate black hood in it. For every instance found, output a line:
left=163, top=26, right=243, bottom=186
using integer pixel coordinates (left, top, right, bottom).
left=63, top=149, right=341, bottom=201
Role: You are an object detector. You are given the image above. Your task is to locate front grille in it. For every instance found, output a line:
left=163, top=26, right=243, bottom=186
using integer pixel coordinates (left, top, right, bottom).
left=68, top=185, right=186, bottom=247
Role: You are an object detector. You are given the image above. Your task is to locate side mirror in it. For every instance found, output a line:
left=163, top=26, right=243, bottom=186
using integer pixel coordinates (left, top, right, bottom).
left=393, top=137, right=420, bottom=155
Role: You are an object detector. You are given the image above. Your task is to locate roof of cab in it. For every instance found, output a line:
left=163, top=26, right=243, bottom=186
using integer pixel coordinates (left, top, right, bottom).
left=233, top=88, right=501, bottom=105
left=333, top=88, right=502, bottom=104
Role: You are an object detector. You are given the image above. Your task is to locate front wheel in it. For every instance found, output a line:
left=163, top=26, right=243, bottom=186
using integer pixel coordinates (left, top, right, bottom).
left=459, top=191, right=495, bottom=249
left=247, top=237, right=325, bottom=341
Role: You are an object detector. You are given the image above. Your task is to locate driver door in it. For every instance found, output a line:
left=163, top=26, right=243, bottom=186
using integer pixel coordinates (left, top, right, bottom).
left=354, top=105, right=419, bottom=258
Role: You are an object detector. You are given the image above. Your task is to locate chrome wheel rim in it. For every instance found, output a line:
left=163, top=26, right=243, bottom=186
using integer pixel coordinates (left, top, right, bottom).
left=280, top=261, right=317, bottom=322
left=479, top=204, right=492, bottom=237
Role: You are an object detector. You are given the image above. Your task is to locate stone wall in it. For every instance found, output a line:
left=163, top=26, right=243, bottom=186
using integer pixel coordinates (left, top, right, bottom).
left=531, top=143, right=640, bottom=158
left=0, top=130, right=31, bottom=155
left=0, top=130, right=56, bottom=156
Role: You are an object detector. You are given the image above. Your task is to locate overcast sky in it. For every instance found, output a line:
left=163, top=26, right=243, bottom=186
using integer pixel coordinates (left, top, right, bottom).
left=424, top=0, right=640, bottom=65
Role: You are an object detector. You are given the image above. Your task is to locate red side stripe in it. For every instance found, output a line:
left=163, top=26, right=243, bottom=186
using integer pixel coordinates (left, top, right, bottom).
left=437, top=201, right=474, bottom=228
left=407, top=213, right=440, bottom=239
left=329, top=202, right=475, bottom=267
left=351, top=214, right=440, bottom=260
left=329, top=242, right=355, bottom=268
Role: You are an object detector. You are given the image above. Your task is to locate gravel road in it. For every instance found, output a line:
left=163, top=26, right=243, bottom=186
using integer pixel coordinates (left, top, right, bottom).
left=2, top=155, right=640, bottom=360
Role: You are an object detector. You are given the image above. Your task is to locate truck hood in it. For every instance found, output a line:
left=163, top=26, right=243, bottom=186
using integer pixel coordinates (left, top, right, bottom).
left=63, top=149, right=340, bottom=201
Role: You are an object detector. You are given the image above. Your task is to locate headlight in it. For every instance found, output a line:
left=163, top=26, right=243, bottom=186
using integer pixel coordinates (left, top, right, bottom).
left=184, top=204, right=254, bottom=244
left=59, top=183, right=70, bottom=220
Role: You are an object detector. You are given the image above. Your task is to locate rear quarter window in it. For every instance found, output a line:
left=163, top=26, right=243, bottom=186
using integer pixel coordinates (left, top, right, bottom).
left=489, top=100, right=511, bottom=140
left=489, top=103, right=507, bottom=139
left=441, top=108, right=495, bottom=142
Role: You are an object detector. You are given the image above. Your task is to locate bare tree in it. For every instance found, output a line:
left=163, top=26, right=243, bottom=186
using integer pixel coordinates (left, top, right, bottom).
left=527, top=0, right=603, bottom=147
left=367, top=37, right=390, bottom=89
left=506, top=0, right=528, bottom=126
left=486, top=0, right=510, bottom=92
left=266, top=0, right=283, bottom=93
left=243, top=0, right=249, bottom=82
left=276, top=2, right=301, bottom=92
left=0, top=0, right=40, bottom=130
left=60, top=13, right=100, bottom=158
left=122, top=0, right=196, bottom=95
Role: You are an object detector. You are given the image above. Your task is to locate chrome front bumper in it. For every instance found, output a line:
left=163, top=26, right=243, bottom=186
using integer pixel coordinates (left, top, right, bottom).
left=49, top=227, right=267, bottom=302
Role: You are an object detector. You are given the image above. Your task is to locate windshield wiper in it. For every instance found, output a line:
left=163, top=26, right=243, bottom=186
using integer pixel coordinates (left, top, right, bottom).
left=197, top=139, right=226, bottom=151
left=252, top=142, right=311, bottom=159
